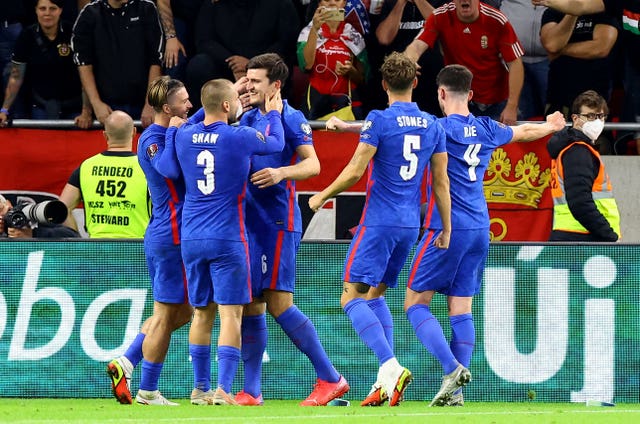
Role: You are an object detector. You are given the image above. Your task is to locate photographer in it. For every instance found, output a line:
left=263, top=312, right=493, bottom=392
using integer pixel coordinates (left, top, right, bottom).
left=0, top=194, right=80, bottom=239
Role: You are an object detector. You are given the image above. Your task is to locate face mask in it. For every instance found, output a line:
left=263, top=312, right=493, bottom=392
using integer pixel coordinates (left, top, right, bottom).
left=581, top=118, right=605, bottom=141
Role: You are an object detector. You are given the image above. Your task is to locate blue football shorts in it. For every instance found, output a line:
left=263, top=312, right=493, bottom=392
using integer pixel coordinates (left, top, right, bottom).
left=343, top=225, right=419, bottom=288
left=181, top=238, right=252, bottom=306
left=144, top=239, right=187, bottom=304
left=248, top=227, right=301, bottom=298
left=407, top=228, right=489, bottom=296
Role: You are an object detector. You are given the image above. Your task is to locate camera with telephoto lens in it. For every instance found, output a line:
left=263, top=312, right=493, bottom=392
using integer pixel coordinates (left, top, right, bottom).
left=3, top=200, right=68, bottom=229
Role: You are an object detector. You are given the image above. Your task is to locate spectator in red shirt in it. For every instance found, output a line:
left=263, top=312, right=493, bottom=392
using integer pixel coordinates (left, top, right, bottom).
left=405, top=0, right=524, bottom=125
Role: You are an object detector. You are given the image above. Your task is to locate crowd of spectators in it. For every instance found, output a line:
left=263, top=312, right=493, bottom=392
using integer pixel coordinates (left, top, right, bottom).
left=0, top=0, right=638, bottom=153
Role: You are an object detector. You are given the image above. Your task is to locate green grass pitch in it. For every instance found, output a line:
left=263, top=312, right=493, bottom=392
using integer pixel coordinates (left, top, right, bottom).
left=1, top=399, right=639, bottom=424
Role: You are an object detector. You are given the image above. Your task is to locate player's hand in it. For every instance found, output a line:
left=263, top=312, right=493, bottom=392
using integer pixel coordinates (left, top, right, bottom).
left=169, top=116, right=186, bottom=128
left=499, top=104, right=518, bottom=126
left=251, top=167, right=284, bottom=188
left=433, top=230, right=450, bottom=249
left=546, top=110, right=566, bottom=132
left=93, top=101, right=113, bottom=125
left=164, top=37, right=186, bottom=69
left=308, top=193, right=326, bottom=213
left=233, top=76, right=249, bottom=95
left=326, top=116, right=348, bottom=131
left=265, top=89, right=283, bottom=114
left=239, top=92, right=252, bottom=113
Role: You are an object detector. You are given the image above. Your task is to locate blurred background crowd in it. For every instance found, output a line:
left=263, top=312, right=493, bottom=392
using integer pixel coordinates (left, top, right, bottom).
left=1, top=0, right=638, bottom=154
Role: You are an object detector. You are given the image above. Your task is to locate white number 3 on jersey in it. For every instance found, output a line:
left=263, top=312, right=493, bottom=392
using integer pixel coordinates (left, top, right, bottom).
left=197, top=150, right=215, bottom=195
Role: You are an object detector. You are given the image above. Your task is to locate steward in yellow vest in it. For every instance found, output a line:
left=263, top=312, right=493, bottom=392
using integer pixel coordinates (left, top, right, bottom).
left=59, top=111, right=150, bottom=238
left=547, top=90, right=620, bottom=242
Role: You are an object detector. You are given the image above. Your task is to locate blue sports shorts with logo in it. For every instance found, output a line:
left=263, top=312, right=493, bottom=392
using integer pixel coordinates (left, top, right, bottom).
left=407, top=228, right=489, bottom=296
left=182, top=238, right=252, bottom=306
left=343, top=225, right=419, bottom=288
left=144, top=239, right=187, bottom=304
left=248, top=227, right=300, bottom=298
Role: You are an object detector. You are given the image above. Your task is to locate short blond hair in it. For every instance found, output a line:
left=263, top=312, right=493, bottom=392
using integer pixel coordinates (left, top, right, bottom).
left=201, top=79, right=235, bottom=114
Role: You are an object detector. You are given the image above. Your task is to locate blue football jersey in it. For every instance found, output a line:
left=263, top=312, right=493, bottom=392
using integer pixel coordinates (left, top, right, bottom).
left=241, top=101, right=313, bottom=232
left=137, top=123, right=185, bottom=245
left=424, top=113, right=513, bottom=230
left=359, top=102, right=446, bottom=228
left=174, top=112, right=285, bottom=241
left=136, top=108, right=206, bottom=244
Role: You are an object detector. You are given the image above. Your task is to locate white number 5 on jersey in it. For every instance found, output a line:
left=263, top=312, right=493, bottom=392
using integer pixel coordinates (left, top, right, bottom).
left=400, top=135, right=420, bottom=181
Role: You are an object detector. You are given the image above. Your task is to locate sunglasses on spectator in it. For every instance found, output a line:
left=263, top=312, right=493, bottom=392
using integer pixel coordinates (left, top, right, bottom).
left=578, top=113, right=607, bottom=121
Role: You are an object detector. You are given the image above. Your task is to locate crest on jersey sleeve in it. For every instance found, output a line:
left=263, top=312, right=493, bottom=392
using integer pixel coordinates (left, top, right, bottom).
left=301, top=123, right=312, bottom=142
left=146, top=143, right=158, bottom=159
left=362, top=120, right=373, bottom=131
left=256, top=131, right=266, bottom=142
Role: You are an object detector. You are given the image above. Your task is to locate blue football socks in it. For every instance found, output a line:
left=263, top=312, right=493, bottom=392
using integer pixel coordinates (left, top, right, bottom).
left=407, top=304, right=458, bottom=374
left=217, top=345, right=241, bottom=394
left=241, top=314, right=268, bottom=397
left=189, top=343, right=211, bottom=392
left=343, top=298, right=394, bottom=366
left=450, top=313, right=475, bottom=368
left=124, top=333, right=145, bottom=368
left=276, top=306, right=340, bottom=383
left=367, top=296, right=394, bottom=351
left=139, top=359, right=163, bottom=391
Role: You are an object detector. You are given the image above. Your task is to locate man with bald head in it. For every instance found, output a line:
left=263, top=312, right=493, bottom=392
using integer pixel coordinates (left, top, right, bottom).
left=59, top=110, right=151, bottom=238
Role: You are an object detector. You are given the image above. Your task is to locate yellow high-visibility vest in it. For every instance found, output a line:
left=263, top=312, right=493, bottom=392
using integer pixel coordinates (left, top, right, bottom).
left=79, top=153, right=150, bottom=238
left=550, top=141, right=620, bottom=236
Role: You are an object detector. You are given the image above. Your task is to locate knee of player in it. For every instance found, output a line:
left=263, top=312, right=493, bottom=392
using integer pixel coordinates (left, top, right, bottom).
left=172, top=305, right=194, bottom=329
left=265, top=291, right=293, bottom=318
left=340, top=282, right=369, bottom=308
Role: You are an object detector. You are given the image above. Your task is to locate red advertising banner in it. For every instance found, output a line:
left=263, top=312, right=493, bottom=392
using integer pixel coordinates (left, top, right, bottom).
left=0, top=128, right=552, bottom=241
